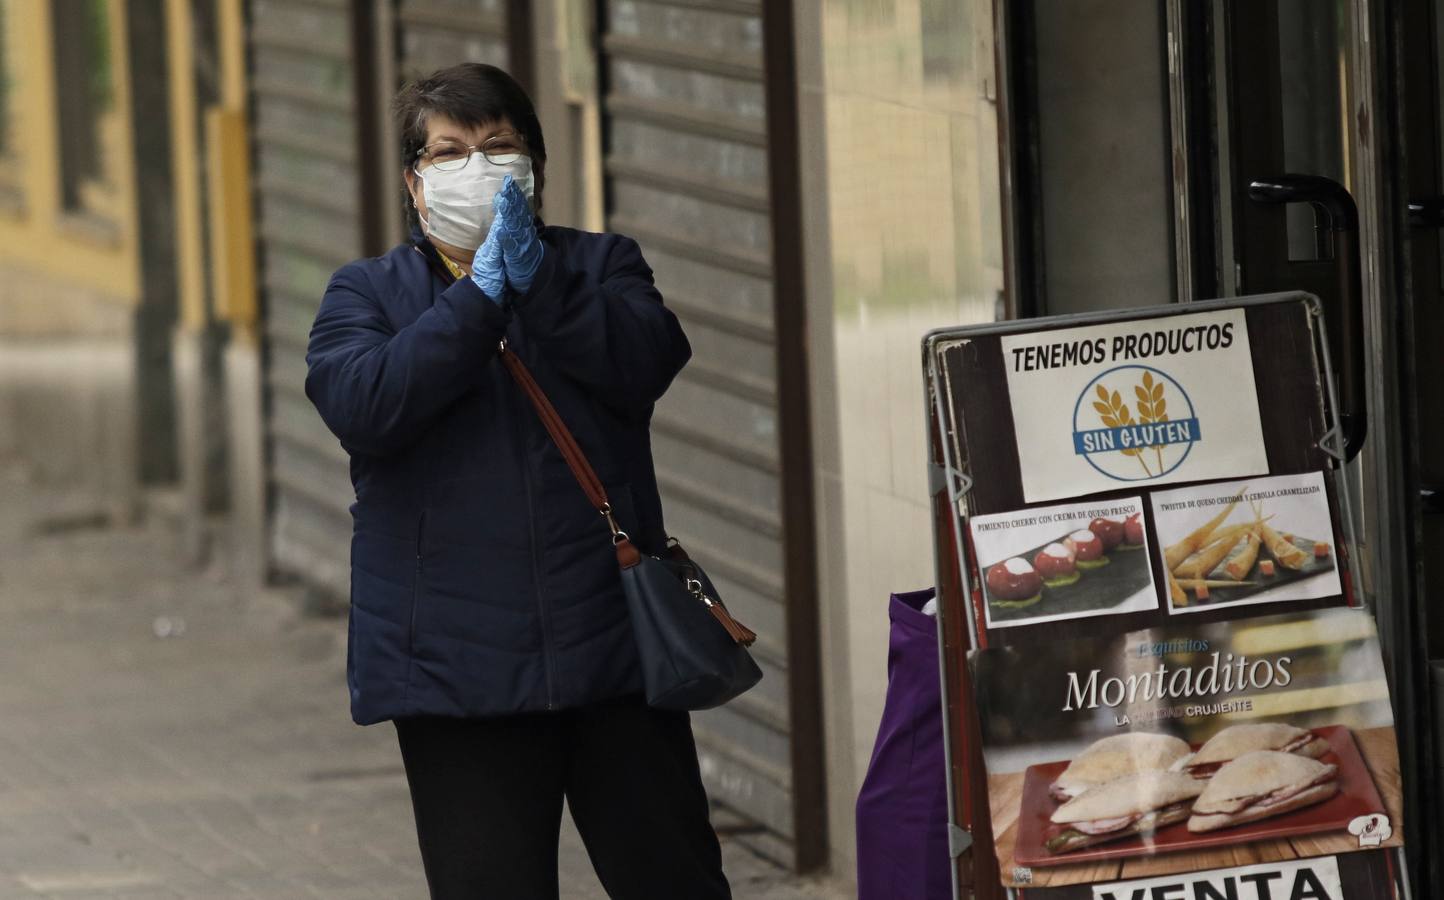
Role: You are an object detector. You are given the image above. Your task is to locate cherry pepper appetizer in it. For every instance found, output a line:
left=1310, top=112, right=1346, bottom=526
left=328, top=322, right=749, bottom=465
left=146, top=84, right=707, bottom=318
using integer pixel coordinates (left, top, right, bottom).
left=985, top=557, right=1044, bottom=608
left=1064, top=528, right=1110, bottom=570
left=1088, top=517, right=1125, bottom=550
left=1122, top=512, right=1146, bottom=548
left=1034, top=542, right=1081, bottom=587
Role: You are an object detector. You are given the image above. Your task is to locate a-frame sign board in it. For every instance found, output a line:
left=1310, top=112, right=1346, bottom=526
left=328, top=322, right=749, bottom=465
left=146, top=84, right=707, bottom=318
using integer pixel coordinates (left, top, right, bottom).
left=923, top=294, right=1410, bottom=900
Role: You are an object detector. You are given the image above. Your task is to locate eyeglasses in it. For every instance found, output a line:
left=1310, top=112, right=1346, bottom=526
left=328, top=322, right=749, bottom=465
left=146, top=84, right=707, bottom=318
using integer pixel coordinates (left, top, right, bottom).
left=414, top=132, right=528, bottom=173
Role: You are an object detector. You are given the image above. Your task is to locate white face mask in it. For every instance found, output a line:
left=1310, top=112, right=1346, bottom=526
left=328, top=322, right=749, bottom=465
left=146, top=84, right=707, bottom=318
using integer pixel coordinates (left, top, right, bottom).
left=416, top=152, right=535, bottom=251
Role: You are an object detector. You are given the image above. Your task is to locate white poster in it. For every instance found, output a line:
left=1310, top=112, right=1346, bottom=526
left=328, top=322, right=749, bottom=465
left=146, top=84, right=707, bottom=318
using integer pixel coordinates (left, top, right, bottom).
left=1092, top=857, right=1344, bottom=900
left=1001, top=309, right=1269, bottom=503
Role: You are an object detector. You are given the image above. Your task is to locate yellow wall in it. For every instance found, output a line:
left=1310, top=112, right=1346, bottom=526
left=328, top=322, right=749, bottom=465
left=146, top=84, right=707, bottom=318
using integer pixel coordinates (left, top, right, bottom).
left=0, top=0, right=142, bottom=308
left=167, top=0, right=256, bottom=337
left=209, top=0, right=258, bottom=340
left=164, top=0, right=205, bottom=330
left=0, top=0, right=256, bottom=329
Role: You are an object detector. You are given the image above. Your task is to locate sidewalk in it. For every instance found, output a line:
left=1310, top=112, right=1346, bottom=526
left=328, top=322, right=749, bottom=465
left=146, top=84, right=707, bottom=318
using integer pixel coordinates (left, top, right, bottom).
left=0, top=462, right=841, bottom=899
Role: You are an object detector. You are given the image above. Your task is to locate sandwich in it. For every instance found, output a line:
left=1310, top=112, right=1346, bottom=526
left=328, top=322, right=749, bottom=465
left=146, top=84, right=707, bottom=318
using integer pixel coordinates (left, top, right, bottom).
left=1181, top=723, right=1329, bottom=779
left=1047, top=770, right=1204, bottom=853
left=1049, top=732, right=1192, bottom=801
left=1187, top=750, right=1339, bottom=833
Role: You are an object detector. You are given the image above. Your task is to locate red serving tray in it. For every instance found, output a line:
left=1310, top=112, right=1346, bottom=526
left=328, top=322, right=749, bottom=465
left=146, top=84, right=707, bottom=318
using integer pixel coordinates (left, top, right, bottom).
left=1013, top=725, right=1385, bottom=867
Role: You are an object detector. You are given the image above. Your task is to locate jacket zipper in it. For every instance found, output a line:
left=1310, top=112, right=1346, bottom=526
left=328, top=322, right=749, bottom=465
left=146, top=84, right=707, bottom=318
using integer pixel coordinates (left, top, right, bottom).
left=507, top=353, right=559, bottom=710
left=410, top=508, right=426, bottom=654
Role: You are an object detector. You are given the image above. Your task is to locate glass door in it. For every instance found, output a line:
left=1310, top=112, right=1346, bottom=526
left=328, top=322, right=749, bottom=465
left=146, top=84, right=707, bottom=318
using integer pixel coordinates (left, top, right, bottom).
left=1184, top=0, right=1438, bottom=887
left=1392, top=0, right=1444, bottom=885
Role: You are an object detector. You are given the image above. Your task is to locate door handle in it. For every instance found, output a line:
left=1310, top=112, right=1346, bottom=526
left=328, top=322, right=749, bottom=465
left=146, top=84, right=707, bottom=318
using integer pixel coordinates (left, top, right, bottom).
left=1248, top=174, right=1359, bottom=229
left=1247, top=175, right=1367, bottom=460
left=1424, top=486, right=1444, bottom=516
left=1411, top=201, right=1444, bottom=515
left=1408, top=196, right=1444, bottom=229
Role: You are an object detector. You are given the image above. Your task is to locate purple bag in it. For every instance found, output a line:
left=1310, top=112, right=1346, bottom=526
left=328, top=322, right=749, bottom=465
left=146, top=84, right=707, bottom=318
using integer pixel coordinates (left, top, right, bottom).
left=855, top=588, right=950, bottom=900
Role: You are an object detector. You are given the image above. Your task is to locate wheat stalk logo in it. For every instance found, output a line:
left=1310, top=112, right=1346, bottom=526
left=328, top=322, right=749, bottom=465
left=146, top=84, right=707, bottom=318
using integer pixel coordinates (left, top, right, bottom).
left=1092, top=383, right=1153, bottom=477
left=1134, top=371, right=1168, bottom=473
left=1090, top=373, right=1171, bottom=476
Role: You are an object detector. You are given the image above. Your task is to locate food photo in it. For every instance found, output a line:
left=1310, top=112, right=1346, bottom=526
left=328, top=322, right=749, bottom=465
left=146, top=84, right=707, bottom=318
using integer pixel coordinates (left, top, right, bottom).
left=967, top=607, right=1402, bottom=887
left=971, top=497, right=1157, bottom=628
left=1010, top=722, right=1383, bottom=869
left=1149, top=472, right=1343, bottom=614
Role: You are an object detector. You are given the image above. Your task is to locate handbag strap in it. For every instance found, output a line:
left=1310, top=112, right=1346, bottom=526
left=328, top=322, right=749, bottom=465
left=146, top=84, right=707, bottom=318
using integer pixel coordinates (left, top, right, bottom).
left=430, top=256, right=756, bottom=646
left=496, top=342, right=609, bottom=521
left=415, top=249, right=641, bottom=565
left=503, top=344, right=755, bottom=646
left=496, top=340, right=642, bottom=568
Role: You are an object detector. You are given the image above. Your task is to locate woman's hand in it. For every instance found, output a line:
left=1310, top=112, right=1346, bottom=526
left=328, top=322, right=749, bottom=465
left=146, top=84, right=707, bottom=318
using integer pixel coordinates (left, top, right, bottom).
left=470, top=217, right=507, bottom=304
left=493, top=175, right=544, bottom=294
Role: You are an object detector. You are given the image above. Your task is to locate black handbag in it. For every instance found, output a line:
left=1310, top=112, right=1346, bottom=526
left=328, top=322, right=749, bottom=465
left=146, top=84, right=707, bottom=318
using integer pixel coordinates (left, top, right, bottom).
left=498, top=342, right=763, bottom=711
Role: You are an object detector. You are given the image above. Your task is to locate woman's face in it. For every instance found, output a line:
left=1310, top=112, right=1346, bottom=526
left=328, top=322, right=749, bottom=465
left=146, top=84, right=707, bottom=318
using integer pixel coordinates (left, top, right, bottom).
left=405, top=113, right=520, bottom=262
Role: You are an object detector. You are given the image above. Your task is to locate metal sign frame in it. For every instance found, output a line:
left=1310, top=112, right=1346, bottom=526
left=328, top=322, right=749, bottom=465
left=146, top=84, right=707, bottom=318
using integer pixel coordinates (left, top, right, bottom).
left=921, top=292, right=1410, bottom=900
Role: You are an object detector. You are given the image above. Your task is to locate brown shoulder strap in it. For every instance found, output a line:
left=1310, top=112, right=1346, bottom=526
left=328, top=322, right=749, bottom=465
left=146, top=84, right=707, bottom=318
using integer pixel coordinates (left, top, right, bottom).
left=419, top=247, right=609, bottom=509
left=502, top=343, right=753, bottom=644
left=497, top=342, right=638, bottom=565
left=423, top=250, right=635, bottom=562
left=497, top=343, right=607, bottom=510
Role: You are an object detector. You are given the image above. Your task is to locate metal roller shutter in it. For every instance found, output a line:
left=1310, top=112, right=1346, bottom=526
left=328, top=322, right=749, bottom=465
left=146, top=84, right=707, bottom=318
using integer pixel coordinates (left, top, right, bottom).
left=596, top=0, right=799, bottom=856
left=250, top=0, right=362, bottom=602
left=395, top=0, right=509, bottom=81
left=254, top=0, right=518, bottom=604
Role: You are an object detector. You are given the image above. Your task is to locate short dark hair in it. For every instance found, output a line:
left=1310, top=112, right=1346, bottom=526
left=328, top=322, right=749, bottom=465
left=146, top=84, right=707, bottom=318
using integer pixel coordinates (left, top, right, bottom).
left=392, top=63, right=547, bottom=228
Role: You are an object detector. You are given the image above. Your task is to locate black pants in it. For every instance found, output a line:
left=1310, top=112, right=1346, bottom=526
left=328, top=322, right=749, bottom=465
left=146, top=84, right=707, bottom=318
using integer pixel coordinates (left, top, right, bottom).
left=393, top=698, right=732, bottom=900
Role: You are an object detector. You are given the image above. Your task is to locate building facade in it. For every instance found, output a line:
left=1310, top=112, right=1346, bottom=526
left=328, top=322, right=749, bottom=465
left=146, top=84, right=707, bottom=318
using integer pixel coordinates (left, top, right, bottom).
left=1, top=0, right=1439, bottom=892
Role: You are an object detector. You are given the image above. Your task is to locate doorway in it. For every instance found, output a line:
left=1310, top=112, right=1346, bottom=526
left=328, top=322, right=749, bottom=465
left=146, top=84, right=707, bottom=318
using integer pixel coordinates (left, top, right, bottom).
left=998, top=0, right=1441, bottom=889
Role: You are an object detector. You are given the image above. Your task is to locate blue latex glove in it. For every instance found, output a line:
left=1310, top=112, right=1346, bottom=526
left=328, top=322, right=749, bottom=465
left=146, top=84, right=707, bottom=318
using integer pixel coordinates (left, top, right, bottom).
left=493, top=174, right=543, bottom=294
left=470, top=215, right=506, bottom=304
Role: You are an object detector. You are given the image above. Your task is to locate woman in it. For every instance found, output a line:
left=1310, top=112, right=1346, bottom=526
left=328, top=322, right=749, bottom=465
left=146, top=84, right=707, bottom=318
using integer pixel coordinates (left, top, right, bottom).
left=303, top=63, right=731, bottom=900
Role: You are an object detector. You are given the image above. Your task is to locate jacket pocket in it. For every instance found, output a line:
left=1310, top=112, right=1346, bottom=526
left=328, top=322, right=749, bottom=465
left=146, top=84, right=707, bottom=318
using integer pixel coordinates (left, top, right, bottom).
left=409, top=508, right=426, bottom=652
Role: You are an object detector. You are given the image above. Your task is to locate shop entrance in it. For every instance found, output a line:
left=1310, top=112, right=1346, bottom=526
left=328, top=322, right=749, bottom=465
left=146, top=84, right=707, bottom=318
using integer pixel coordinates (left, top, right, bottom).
left=998, top=0, right=1442, bottom=888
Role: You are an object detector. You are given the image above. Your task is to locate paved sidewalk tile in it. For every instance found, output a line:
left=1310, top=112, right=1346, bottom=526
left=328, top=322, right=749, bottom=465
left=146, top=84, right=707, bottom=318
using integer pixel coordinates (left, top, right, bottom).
left=0, top=465, right=844, bottom=899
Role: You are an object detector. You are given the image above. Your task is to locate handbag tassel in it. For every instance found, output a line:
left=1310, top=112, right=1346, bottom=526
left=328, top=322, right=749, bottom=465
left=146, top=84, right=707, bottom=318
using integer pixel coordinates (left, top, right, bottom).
left=706, top=599, right=757, bottom=647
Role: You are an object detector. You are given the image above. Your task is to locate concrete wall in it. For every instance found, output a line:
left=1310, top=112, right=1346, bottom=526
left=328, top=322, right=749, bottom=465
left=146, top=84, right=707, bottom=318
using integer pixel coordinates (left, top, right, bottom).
left=1031, top=0, right=1174, bottom=313
left=794, top=0, right=1004, bottom=881
left=528, top=0, right=606, bottom=233
left=0, top=264, right=140, bottom=520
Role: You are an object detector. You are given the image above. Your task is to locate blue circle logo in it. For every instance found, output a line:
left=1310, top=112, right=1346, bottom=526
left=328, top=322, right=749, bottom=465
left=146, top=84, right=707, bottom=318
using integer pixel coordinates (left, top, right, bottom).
left=1071, top=365, right=1199, bottom=482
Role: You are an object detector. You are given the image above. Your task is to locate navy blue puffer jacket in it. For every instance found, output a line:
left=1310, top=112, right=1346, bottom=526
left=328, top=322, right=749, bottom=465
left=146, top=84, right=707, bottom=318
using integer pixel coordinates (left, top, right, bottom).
left=304, top=224, right=691, bottom=725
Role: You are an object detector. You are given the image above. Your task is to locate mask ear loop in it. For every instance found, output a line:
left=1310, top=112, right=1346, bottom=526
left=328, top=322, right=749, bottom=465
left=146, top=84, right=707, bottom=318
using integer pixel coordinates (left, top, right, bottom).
left=410, top=165, right=432, bottom=237
left=414, top=200, right=432, bottom=237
